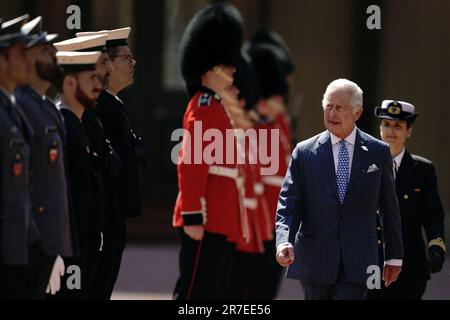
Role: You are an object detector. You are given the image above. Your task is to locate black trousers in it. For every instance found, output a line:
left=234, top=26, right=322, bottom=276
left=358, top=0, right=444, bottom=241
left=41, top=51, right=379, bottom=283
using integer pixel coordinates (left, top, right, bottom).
left=229, top=250, right=269, bottom=300
left=50, top=233, right=101, bottom=300
left=0, top=265, right=29, bottom=300
left=89, top=220, right=127, bottom=300
left=230, top=239, right=282, bottom=300
left=173, top=229, right=235, bottom=300
left=367, top=273, right=427, bottom=300
left=366, top=244, right=427, bottom=300
left=0, top=241, right=54, bottom=300
left=255, top=239, right=283, bottom=300
left=27, top=242, right=55, bottom=300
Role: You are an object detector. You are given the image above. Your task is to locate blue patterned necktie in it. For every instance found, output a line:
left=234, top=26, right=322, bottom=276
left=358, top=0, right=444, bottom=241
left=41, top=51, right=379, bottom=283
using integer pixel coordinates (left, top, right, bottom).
left=337, top=140, right=350, bottom=204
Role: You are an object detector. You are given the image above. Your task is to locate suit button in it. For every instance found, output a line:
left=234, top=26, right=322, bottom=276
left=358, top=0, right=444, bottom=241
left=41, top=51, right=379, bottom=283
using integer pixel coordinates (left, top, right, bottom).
left=377, top=227, right=382, bottom=231
left=378, top=240, right=382, bottom=245
left=38, top=207, right=45, bottom=214
left=403, top=194, right=409, bottom=200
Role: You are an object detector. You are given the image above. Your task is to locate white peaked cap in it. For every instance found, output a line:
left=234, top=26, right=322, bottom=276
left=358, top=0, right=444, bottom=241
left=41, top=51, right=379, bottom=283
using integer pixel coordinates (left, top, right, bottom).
left=54, top=34, right=107, bottom=51
left=76, top=27, right=131, bottom=41
left=56, top=51, right=101, bottom=65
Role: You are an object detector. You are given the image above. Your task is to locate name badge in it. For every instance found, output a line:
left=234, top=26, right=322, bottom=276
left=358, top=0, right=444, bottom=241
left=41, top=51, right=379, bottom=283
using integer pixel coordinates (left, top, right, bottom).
left=45, top=126, right=58, bottom=135
left=13, top=153, right=23, bottom=177
left=49, top=141, right=59, bottom=163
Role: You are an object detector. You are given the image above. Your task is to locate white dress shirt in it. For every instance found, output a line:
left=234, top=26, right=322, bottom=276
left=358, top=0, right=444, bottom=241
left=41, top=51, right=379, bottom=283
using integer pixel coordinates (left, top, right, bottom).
left=393, top=148, right=406, bottom=180
left=0, top=87, right=15, bottom=105
left=329, top=126, right=357, bottom=176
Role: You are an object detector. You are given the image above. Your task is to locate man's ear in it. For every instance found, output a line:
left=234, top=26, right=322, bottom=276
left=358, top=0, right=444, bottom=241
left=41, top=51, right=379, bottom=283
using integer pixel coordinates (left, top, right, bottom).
left=353, top=107, right=364, bottom=121
left=63, top=75, right=77, bottom=93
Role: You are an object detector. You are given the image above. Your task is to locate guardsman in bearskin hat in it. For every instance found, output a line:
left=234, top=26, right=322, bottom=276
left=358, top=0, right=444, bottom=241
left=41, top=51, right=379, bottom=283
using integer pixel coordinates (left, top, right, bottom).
left=368, top=100, right=446, bottom=300
left=172, top=3, right=249, bottom=300
left=226, top=53, right=275, bottom=299
left=247, top=42, right=292, bottom=299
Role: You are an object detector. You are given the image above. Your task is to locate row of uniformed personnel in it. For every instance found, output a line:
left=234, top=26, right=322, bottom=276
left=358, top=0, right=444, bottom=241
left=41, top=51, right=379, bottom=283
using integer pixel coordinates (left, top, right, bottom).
left=0, top=14, right=148, bottom=300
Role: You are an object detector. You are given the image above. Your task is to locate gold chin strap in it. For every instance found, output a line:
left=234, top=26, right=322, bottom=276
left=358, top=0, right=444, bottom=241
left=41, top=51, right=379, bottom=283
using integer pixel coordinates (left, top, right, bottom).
left=212, top=66, right=233, bottom=83
left=429, top=238, right=447, bottom=252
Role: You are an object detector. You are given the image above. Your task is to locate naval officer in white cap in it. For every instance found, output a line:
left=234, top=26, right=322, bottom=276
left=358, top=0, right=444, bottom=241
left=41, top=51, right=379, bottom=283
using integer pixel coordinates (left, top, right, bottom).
left=76, top=27, right=148, bottom=300
left=368, top=100, right=446, bottom=300
left=51, top=50, right=105, bottom=300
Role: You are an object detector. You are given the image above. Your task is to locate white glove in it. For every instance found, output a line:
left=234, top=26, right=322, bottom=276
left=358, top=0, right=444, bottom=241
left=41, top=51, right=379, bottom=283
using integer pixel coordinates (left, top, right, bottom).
left=46, top=255, right=65, bottom=295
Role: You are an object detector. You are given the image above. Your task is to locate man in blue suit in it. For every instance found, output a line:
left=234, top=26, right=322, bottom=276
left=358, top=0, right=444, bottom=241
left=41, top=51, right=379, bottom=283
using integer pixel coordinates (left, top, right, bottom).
left=275, top=79, right=403, bottom=300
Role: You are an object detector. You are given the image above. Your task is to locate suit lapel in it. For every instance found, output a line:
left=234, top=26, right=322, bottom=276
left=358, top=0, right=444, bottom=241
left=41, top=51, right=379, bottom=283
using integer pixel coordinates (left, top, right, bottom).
left=347, top=129, right=370, bottom=195
left=316, top=131, right=339, bottom=200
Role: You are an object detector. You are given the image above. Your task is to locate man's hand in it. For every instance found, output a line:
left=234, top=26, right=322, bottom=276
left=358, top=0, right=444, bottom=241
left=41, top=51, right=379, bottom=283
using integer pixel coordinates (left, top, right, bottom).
left=276, top=243, right=295, bottom=267
left=46, top=256, right=65, bottom=295
left=184, top=226, right=205, bottom=241
left=428, top=245, right=445, bottom=273
left=383, top=265, right=401, bottom=287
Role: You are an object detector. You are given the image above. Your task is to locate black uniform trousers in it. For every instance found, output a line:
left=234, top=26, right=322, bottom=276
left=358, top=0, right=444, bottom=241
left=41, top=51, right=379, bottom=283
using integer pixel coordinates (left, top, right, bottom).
left=89, top=220, right=127, bottom=300
left=50, top=233, right=101, bottom=300
left=82, top=109, right=126, bottom=300
left=0, top=241, right=54, bottom=300
left=173, top=229, right=235, bottom=300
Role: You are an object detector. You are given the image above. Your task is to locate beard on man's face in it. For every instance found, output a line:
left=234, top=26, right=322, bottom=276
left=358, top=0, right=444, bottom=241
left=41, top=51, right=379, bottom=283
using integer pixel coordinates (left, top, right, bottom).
left=75, top=83, right=98, bottom=110
left=35, top=58, right=58, bottom=83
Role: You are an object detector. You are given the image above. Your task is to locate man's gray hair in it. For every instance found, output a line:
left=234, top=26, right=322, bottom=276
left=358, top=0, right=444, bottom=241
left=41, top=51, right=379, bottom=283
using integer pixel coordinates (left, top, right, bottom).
left=322, top=78, right=364, bottom=111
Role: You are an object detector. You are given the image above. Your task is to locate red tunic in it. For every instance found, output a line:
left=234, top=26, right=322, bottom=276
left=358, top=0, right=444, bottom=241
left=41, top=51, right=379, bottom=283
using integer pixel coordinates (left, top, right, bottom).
left=173, top=88, right=248, bottom=244
left=256, top=114, right=293, bottom=228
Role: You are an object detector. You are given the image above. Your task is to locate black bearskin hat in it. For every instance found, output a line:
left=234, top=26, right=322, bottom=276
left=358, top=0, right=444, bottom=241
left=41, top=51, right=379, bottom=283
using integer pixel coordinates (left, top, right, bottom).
left=234, top=52, right=261, bottom=111
left=247, top=43, right=288, bottom=100
left=179, top=3, right=244, bottom=97
left=250, top=30, right=295, bottom=76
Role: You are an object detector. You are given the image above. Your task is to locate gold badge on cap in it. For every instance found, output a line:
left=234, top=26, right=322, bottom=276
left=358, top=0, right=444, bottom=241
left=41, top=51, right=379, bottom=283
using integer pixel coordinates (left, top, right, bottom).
left=388, top=102, right=402, bottom=115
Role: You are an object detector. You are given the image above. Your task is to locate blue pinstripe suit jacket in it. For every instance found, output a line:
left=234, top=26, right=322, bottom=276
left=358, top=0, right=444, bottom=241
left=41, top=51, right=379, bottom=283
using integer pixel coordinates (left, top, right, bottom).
left=275, top=129, right=403, bottom=285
